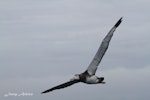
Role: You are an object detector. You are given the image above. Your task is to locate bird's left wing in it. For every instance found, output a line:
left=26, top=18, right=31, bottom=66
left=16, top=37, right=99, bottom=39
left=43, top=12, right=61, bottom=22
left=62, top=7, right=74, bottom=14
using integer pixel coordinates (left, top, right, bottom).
left=41, top=80, right=80, bottom=93
left=86, top=18, right=122, bottom=75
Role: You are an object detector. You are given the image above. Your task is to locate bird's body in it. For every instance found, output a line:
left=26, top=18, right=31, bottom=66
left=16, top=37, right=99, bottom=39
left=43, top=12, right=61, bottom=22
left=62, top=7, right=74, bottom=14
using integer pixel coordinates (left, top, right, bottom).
left=84, top=75, right=100, bottom=84
left=42, top=18, right=122, bottom=93
left=76, top=71, right=104, bottom=84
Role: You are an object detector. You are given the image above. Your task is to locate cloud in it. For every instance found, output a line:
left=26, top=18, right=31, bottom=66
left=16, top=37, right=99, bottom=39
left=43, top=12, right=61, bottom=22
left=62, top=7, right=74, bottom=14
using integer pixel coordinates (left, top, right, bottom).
left=0, top=0, right=150, bottom=100
left=1, top=66, right=150, bottom=100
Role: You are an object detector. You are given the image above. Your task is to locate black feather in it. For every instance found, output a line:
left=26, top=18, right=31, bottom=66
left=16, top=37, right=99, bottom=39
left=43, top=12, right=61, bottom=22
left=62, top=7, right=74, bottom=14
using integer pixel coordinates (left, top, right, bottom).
left=41, top=80, right=80, bottom=93
left=115, top=17, right=122, bottom=27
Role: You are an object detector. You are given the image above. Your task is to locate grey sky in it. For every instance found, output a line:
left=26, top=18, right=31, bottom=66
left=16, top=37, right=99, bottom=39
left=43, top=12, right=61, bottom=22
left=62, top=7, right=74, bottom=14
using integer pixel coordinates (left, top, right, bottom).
left=0, top=0, right=150, bottom=100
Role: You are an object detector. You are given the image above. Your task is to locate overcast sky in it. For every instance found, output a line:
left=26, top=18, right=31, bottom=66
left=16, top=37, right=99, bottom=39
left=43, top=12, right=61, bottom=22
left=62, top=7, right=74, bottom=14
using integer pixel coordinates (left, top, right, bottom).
left=0, top=0, right=150, bottom=100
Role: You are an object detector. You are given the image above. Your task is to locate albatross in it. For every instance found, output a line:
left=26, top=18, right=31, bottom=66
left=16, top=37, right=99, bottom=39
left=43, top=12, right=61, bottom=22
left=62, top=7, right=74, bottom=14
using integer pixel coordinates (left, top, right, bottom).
left=41, top=17, right=122, bottom=93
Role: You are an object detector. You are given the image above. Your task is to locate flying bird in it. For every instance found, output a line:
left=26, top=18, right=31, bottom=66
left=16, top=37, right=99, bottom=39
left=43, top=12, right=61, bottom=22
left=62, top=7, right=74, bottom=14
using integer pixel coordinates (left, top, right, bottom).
left=41, top=17, right=122, bottom=93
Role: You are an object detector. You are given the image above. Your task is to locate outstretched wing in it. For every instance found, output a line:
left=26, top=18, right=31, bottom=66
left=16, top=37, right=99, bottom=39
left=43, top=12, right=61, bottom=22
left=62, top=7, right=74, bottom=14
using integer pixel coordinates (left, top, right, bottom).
left=87, top=17, right=122, bottom=75
left=41, top=80, right=80, bottom=93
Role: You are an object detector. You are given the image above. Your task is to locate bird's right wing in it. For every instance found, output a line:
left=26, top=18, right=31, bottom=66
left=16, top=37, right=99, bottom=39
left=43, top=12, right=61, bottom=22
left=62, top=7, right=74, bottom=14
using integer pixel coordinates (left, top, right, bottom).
left=86, top=18, right=122, bottom=75
left=41, top=79, right=80, bottom=93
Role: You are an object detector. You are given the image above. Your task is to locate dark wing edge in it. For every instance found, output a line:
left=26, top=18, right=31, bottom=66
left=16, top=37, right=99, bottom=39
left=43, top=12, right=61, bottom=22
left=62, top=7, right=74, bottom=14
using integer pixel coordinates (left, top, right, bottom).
left=41, top=80, right=80, bottom=94
left=115, top=17, right=122, bottom=28
left=86, top=17, right=123, bottom=75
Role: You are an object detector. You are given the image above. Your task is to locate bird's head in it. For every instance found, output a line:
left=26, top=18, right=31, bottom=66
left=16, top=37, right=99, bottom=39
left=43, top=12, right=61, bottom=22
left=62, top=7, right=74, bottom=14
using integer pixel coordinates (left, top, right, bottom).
left=70, top=74, right=80, bottom=81
left=98, top=77, right=105, bottom=84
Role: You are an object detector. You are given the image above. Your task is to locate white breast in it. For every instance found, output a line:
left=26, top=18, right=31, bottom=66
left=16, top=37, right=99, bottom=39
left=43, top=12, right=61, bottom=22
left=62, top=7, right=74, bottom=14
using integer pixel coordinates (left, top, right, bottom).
left=85, top=75, right=99, bottom=84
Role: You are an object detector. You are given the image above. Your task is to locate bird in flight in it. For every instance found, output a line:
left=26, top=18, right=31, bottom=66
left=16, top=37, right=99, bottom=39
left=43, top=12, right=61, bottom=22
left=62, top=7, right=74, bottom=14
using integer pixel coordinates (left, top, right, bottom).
left=41, top=17, right=122, bottom=93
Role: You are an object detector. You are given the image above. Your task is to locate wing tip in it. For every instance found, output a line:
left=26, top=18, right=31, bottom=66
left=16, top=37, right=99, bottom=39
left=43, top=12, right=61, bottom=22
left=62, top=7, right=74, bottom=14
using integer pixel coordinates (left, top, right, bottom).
left=41, top=91, right=46, bottom=94
left=41, top=91, right=50, bottom=94
left=114, top=17, right=123, bottom=28
left=41, top=91, right=47, bottom=94
left=41, top=89, right=53, bottom=94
